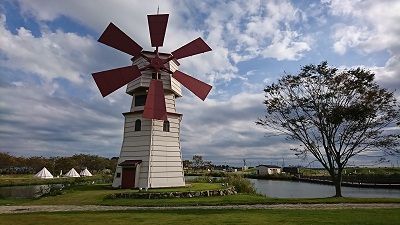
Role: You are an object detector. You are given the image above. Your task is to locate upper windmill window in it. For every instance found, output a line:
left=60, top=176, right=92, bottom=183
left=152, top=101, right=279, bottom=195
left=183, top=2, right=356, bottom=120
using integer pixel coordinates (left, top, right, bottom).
left=152, top=73, right=161, bottom=80
left=135, top=95, right=147, bottom=106
left=163, top=120, right=170, bottom=132
left=134, top=119, right=141, bottom=131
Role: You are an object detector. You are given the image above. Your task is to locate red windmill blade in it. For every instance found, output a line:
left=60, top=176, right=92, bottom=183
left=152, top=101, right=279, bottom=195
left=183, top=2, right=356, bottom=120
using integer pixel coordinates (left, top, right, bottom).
left=147, top=14, right=169, bottom=47
left=92, top=22, right=145, bottom=97
left=92, top=66, right=142, bottom=97
left=98, top=23, right=143, bottom=57
left=92, top=14, right=213, bottom=120
left=143, top=80, right=167, bottom=120
left=172, top=70, right=212, bottom=101
left=171, top=37, right=212, bottom=60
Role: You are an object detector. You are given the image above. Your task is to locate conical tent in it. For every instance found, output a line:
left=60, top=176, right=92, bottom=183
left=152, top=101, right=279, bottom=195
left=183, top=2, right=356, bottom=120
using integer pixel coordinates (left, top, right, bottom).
left=34, top=167, right=53, bottom=179
left=80, top=168, right=93, bottom=177
left=65, top=168, right=80, bottom=177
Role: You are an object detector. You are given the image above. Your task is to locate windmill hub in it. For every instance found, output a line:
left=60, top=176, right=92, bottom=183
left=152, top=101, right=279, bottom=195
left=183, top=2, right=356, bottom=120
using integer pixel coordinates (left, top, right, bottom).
left=150, top=56, right=164, bottom=73
left=92, top=13, right=213, bottom=189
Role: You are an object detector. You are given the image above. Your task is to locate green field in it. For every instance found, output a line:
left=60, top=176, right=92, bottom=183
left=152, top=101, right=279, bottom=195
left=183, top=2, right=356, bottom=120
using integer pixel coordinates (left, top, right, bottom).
left=1, top=174, right=400, bottom=207
left=1, top=179, right=400, bottom=225
left=0, top=208, right=399, bottom=225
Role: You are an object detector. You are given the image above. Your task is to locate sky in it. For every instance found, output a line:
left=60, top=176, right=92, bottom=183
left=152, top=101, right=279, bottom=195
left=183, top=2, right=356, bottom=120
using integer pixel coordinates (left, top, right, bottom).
left=0, top=0, right=399, bottom=167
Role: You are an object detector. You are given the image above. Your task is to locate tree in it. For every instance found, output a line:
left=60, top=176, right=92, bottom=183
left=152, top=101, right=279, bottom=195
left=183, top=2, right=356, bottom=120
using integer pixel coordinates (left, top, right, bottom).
left=182, top=160, right=192, bottom=169
left=192, top=155, right=205, bottom=172
left=0, top=152, right=117, bottom=175
left=257, top=62, right=400, bottom=197
left=27, top=156, right=52, bottom=172
left=190, top=155, right=213, bottom=172
left=0, top=152, right=16, bottom=169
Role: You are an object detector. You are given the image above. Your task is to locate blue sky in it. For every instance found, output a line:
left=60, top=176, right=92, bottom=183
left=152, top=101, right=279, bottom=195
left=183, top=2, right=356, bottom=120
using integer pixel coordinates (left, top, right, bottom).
left=0, top=0, right=399, bottom=167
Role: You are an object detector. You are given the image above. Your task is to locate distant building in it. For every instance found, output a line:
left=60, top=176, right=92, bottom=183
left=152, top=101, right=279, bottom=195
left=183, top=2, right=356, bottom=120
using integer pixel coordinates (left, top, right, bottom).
left=227, top=168, right=238, bottom=173
left=256, top=165, right=282, bottom=175
left=282, top=167, right=300, bottom=175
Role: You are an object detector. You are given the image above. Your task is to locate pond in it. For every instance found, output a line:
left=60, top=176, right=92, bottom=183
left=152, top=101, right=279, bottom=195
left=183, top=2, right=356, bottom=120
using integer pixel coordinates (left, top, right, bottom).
left=0, top=184, right=64, bottom=198
left=250, top=179, right=400, bottom=198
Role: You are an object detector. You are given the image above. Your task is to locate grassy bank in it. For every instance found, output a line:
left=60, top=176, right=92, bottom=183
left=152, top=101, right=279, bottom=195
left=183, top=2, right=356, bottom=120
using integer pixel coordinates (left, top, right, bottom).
left=1, top=208, right=400, bottom=225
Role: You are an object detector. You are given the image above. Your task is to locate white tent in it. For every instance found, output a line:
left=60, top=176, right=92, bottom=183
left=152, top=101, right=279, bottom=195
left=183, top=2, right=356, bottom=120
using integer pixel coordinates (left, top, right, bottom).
left=34, top=167, right=53, bottom=179
left=65, top=168, right=80, bottom=177
left=80, top=168, right=93, bottom=177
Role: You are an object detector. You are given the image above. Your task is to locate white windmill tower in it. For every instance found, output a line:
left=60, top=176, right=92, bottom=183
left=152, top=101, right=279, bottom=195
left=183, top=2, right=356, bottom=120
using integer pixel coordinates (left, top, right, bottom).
left=92, top=14, right=212, bottom=189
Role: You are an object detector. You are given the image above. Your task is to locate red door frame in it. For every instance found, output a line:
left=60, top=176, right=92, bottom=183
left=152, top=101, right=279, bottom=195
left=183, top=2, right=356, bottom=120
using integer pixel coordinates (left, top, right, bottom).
left=121, top=167, right=136, bottom=189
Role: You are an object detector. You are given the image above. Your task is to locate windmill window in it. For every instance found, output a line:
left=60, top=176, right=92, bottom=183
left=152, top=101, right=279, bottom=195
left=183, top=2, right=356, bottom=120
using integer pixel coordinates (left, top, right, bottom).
left=116, top=173, right=121, bottom=178
left=163, top=120, right=170, bottom=132
left=134, top=95, right=147, bottom=106
left=135, top=119, right=141, bottom=131
left=152, top=73, right=161, bottom=80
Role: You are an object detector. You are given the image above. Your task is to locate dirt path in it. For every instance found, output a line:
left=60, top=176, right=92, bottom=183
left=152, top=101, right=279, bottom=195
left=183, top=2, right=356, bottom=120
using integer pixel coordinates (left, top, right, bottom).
left=1, top=203, right=400, bottom=214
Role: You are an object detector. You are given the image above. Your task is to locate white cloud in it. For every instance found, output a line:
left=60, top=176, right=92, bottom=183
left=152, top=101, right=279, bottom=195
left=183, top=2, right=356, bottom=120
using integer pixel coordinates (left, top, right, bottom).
left=0, top=80, right=129, bottom=156
left=328, top=0, right=400, bottom=54
left=327, top=0, right=400, bottom=95
left=176, top=91, right=295, bottom=162
left=332, top=25, right=369, bottom=55
left=0, top=14, right=96, bottom=83
left=262, top=31, right=311, bottom=60
left=369, top=55, right=400, bottom=91
left=198, top=0, right=312, bottom=63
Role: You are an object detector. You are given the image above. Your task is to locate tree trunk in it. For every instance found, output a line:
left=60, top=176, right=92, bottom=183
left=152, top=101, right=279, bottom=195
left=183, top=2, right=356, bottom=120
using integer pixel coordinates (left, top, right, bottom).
left=333, top=174, right=343, bottom=197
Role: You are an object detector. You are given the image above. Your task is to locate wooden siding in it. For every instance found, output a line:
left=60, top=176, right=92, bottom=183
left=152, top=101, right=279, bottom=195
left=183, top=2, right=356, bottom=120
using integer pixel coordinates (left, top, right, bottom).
left=126, top=55, right=182, bottom=97
left=130, top=93, right=176, bottom=113
left=150, top=177, right=185, bottom=188
left=112, top=111, right=184, bottom=189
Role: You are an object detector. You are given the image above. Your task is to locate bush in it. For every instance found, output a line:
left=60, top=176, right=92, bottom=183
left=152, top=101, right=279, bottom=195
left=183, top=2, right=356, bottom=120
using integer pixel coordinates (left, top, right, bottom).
left=222, top=174, right=256, bottom=194
left=189, top=176, right=222, bottom=183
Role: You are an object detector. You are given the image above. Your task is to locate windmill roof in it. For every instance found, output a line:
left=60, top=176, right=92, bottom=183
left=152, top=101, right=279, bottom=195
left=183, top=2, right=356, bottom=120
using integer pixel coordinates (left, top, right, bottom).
left=131, top=51, right=180, bottom=66
left=118, top=160, right=142, bottom=167
left=257, top=165, right=281, bottom=168
left=123, top=111, right=182, bottom=117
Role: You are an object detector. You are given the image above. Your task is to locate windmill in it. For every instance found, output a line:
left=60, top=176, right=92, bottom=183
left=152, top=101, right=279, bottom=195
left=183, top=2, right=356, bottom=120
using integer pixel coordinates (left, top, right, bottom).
left=92, top=14, right=212, bottom=189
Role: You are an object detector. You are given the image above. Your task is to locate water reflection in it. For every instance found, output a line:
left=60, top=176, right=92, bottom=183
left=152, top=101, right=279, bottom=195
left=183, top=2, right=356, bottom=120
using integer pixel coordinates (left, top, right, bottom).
left=0, top=184, right=64, bottom=198
left=250, top=179, right=400, bottom=198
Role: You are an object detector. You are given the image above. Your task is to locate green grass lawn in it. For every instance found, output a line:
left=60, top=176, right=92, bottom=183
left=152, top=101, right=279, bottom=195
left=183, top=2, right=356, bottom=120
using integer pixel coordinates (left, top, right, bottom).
left=28, top=183, right=227, bottom=206
left=1, top=183, right=400, bottom=207
left=0, top=208, right=399, bottom=225
left=0, top=183, right=229, bottom=206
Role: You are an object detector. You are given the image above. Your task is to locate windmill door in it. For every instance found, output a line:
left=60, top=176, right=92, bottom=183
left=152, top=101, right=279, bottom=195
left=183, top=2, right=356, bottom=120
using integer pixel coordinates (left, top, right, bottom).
left=121, top=167, right=136, bottom=189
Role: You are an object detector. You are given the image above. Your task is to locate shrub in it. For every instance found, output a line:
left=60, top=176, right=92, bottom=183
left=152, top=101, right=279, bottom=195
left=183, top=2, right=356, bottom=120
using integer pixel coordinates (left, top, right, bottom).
left=222, top=174, right=256, bottom=194
left=189, top=176, right=223, bottom=183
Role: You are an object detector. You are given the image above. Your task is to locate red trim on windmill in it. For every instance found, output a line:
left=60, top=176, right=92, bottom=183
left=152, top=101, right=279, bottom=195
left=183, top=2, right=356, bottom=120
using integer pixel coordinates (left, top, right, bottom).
left=143, top=80, right=167, bottom=120
left=92, top=14, right=213, bottom=120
